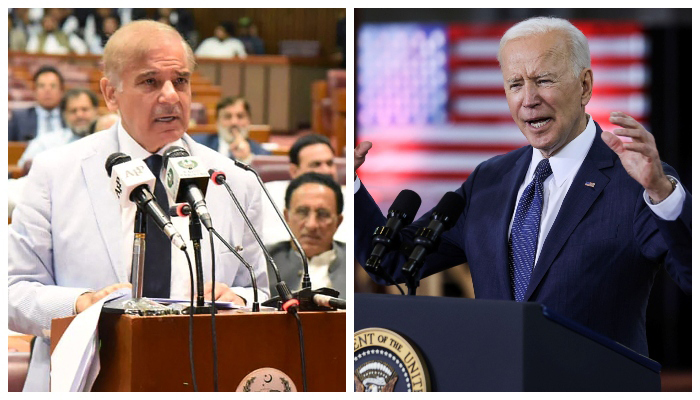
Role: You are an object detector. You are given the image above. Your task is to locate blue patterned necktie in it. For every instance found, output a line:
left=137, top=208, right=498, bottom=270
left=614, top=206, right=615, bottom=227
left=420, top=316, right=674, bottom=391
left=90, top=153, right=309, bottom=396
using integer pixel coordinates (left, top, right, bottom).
left=509, top=158, right=553, bottom=302
left=142, top=155, right=172, bottom=298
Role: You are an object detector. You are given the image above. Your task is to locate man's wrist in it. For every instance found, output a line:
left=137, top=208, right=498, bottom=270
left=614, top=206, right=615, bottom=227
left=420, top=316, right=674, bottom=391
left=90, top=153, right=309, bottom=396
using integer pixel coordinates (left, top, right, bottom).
left=648, top=175, right=677, bottom=205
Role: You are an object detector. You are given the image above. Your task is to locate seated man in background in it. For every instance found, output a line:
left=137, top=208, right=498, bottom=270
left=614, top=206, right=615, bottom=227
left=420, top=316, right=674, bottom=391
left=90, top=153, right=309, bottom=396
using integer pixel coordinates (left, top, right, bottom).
left=9, top=65, right=65, bottom=142
left=192, top=96, right=270, bottom=163
left=18, top=88, right=100, bottom=170
left=25, top=12, right=88, bottom=55
left=262, top=133, right=347, bottom=245
left=195, top=21, right=246, bottom=58
left=268, top=172, right=345, bottom=299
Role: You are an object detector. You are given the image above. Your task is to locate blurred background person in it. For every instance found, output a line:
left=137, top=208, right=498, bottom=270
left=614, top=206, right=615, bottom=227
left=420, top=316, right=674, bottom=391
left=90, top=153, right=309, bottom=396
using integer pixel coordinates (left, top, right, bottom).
left=18, top=88, right=100, bottom=170
left=268, top=172, right=345, bottom=298
left=25, top=12, right=87, bottom=55
left=9, top=66, right=65, bottom=142
left=86, top=13, right=120, bottom=54
left=9, top=14, right=28, bottom=51
left=195, top=21, right=246, bottom=58
left=193, top=96, right=270, bottom=163
left=237, top=16, right=265, bottom=54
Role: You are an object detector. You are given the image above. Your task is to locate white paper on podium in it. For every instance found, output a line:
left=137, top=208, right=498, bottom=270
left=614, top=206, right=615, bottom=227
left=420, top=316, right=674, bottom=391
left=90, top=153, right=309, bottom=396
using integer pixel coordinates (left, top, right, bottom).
left=50, top=288, right=130, bottom=392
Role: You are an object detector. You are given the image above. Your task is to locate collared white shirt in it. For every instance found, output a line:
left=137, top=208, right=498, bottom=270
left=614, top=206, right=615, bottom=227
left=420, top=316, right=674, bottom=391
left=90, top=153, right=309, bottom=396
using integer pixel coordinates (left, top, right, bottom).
left=34, top=106, right=62, bottom=138
left=195, top=37, right=247, bottom=58
left=289, top=243, right=339, bottom=291
left=26, top=32, right=88, bottom=55
left=117, top=121, right=195, bottom=299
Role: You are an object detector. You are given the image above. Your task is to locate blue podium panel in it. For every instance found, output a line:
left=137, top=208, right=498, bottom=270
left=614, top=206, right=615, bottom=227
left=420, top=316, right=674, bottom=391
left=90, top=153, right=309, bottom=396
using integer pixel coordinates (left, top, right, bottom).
left=354, top=293, right=660, bottom=391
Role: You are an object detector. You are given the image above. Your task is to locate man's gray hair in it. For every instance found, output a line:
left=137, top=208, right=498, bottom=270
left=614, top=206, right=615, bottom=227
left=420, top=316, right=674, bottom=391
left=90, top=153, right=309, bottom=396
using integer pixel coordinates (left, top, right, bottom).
left=497, top=17, right=591, bottom=77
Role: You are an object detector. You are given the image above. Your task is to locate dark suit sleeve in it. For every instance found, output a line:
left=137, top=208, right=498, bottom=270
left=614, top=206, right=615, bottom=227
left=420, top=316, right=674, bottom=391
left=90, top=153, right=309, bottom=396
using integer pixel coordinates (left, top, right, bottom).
left=248, top=139, right=271, bottom=155
left=355, top=169, right=473, bottom=285
left=9, top=112, right=20, bottom=141
left=634, top=164, right=691, bottom=294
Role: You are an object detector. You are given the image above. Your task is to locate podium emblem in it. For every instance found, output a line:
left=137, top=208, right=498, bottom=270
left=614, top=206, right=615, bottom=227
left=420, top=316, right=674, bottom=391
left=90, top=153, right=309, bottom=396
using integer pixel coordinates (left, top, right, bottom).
left=354, top=327, right=430, bottom=392
left=235, top=368, right=297, bottom=392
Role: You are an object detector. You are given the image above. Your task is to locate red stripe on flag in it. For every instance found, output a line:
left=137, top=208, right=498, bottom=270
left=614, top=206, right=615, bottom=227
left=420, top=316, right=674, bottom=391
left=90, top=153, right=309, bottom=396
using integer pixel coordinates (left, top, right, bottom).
left=365, top=141, right=524, bottom=154
left=360, top=171, right=473, bottom=181
left=449, top=87, right=647, bottom=96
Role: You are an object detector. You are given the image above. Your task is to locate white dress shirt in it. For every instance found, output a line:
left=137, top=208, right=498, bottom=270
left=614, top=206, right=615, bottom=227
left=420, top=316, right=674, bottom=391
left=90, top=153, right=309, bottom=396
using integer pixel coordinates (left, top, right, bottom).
left=355, top=115, right=686, bottom=267
left=34, top=106, right=62, bottom=138
left=117, top=122, right=199, bottom=299
left=195, top=37, right=247, bottom=58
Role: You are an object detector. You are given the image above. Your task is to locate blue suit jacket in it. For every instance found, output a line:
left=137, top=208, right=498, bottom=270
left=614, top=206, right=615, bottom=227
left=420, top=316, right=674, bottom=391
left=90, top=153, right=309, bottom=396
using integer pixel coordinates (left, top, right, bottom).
left=355, top=122, right=691, bottom=356
left=8, top=106, right=65, bottom=142
left=190, top=133, right=271, bottom=158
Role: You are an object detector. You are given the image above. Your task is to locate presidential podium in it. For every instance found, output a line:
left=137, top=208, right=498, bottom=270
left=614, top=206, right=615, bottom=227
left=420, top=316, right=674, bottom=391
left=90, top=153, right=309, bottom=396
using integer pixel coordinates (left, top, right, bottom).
left=51, top=310, right=345, bottom=391
left=355, top=293, right=660, bottom=391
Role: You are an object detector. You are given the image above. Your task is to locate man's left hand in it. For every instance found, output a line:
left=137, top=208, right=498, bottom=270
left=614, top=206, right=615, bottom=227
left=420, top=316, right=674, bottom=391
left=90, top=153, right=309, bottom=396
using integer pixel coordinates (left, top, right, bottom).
left=203, top=282, right=246, bottom=306
left=601, top=112, right=674, bottom=203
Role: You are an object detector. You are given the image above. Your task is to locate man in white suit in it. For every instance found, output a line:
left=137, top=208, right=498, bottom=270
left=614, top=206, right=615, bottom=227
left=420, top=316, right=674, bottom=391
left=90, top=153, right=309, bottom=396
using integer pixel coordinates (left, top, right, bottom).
left=8, top=20, right=269, bottom=391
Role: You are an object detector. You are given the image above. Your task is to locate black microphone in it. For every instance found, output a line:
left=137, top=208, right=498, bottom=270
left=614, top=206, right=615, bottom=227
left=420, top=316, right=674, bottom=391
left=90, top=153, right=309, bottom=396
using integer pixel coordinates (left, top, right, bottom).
left=225, top=163, right=313, bottom=290
left=366, top=190, right=422, bottom=272
left=401, top=192, right=465, bottom=279
left=162, top=146, right=214, bottom=230
left=105, top=152, right=187, bottom=250
left=208, top=169, right=299, bottom=313
left=312, top=294, right=346, bottom=310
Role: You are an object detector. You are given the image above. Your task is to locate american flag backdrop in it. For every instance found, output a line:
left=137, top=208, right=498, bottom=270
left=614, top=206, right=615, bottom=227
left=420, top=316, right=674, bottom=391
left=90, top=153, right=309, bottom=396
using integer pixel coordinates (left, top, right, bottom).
left=357, top=21, right=649, bottom=215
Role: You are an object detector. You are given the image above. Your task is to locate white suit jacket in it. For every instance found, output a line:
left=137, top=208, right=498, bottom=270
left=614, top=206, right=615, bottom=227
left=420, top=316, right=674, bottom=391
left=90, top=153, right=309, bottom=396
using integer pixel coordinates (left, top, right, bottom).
left=8, top=125, right=269, bottom=391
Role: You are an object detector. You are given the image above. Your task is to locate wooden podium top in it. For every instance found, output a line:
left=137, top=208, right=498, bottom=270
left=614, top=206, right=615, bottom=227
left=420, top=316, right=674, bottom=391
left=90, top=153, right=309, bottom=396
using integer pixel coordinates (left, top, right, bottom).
left=51, top=309, right=345, bottom=391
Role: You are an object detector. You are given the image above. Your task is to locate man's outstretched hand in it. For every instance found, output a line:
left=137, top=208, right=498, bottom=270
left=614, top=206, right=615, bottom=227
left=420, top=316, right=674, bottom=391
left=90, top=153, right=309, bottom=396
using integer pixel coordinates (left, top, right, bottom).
left=601, top=111, right=673, bottom=203
left=354, top=141, right=373, bottom=174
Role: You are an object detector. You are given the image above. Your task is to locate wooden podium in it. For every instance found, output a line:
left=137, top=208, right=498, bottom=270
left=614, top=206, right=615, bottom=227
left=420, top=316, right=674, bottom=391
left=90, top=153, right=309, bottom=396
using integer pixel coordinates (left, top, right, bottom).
left=51, top=310, right=345, bottom=391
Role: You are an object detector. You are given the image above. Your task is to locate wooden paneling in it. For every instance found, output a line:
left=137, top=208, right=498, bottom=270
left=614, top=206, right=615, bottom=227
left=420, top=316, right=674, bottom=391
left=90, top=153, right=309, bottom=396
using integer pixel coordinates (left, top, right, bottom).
left=189, top=8, right=344, bottom=57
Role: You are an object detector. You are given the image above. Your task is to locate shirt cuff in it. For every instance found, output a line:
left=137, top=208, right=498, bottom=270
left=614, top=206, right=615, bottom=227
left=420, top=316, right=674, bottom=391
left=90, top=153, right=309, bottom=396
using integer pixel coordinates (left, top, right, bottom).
left=644, top=181, right=686, bottom=221
left=354, top=174, right=361, bottom=194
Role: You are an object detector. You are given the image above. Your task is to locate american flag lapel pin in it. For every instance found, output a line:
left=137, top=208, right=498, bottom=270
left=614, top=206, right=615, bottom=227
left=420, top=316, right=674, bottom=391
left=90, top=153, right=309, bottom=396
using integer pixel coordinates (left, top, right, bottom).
left=585, top=181, right=596, bottom=188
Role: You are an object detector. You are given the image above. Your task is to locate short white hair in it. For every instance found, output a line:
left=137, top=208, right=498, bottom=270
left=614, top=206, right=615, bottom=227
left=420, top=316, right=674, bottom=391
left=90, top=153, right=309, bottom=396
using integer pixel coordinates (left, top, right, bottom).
left=497, top=17, right=591, bottom=77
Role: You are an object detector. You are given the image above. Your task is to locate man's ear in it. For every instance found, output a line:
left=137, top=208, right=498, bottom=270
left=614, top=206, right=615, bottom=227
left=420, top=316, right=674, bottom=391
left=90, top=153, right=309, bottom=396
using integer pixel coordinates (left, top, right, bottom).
left=580, top=68, right=593, bottom=107
left=100, top=77, right=119, bottom=112
left=283, top=208, right=290, bottom=223
left=336, top=214, right=343, bottom=229
left=289, top=164, right=299, bottom=179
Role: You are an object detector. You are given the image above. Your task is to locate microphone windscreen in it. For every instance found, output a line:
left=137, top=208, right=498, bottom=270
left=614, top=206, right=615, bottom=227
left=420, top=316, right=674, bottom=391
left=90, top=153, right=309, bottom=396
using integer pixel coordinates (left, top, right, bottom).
left=389, top=189, right=422, bottom=222
left=163, top=145, right=190, bottom=169
left=105, top=152, right=131, bottom=177
left=208, top=169, right=226, bottom=185
left=433, top=192, right=466, bottom=229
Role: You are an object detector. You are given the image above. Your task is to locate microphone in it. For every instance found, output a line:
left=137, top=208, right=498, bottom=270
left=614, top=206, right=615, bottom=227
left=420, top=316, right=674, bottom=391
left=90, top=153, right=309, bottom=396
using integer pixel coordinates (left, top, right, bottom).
left=366, top=190, right=422, bottom=272
left=105, top=152, right=187, bottom=250
left=208, top=169, right=299, bottom=313
left=312, top=294, right=346, bottom=310
left=401, top=192, right=465, bottom=279
left=162, top=146, right=213, bottom=230
left=226, top=163, right=313, bottom=290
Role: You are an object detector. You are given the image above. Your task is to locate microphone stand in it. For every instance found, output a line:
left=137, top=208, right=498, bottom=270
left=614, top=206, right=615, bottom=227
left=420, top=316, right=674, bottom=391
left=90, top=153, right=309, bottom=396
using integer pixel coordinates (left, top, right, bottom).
left=231, top=161, right=311, bottom=289
left=131, top=208, right=147, bottom=299
left=185, top=212, right=215, bottom=315
left=212, top=173, right=297, bottom=313
left=103, top=208, right=177, bottom=315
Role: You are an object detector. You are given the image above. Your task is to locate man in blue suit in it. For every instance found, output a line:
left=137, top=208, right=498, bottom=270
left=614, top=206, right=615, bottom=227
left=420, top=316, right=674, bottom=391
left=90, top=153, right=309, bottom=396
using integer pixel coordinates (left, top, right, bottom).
left=9, top=65, right=66, bottom=142
left=354, top=17, right=691, bottom=357
left=9, top=20, right=268, bottom=391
